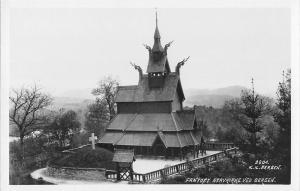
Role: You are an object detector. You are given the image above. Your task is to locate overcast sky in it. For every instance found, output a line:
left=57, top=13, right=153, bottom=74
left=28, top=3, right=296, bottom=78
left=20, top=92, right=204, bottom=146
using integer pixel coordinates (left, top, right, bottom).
left=9, top=8, right=290, bottom=98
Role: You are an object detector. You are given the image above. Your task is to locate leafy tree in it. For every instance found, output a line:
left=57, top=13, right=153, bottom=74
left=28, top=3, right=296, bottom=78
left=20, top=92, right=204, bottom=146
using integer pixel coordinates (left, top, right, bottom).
left=92, top=76, right=119, bottom=120
left=197, top=119, right=210, bottom=138
left=9, top=85, right=53, bottom=158
left=45, top=109, right=81, bottom=148
left=84, top=99, right=109, bottom=137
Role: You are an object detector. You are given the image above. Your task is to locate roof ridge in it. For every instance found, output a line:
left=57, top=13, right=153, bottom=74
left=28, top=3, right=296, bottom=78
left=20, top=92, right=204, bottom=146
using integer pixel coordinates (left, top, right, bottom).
left=175, top=112, right=186, bottom=130
left=171, top=112, right=181, bottom=131
left=123, top=113, right=139, bottom=131
left=114, top=132, right=126, bottom=146
left=157, top=131, right=167, bottom=148
left=190, top=131, right=199, bottom=145
left=182, top=132, right=190, bottom=146
left=176, top=132, right=183, bottom=148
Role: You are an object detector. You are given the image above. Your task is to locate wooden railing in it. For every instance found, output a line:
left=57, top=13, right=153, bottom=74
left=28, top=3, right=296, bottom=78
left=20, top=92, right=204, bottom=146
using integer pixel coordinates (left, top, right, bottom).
left=105, top=170, right=118, bottom=180
left=105, top=147, right=239, bottom=183
left=205, top=142, right=235, bottom=151
left=131, top=147, right=239, bottom=183
left=132, top=173, right=145, bottom=182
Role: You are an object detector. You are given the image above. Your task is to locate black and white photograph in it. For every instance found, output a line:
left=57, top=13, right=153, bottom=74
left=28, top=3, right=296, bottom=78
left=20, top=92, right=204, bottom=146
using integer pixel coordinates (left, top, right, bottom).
left=1, top=0, right=299, bottom=191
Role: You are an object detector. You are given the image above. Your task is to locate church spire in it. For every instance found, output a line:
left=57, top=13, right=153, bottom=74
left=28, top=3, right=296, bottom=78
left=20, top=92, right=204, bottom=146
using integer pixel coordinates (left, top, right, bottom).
left=154, top=10, right=160, bottom=39
left=152, top=9, right=163, bottom=52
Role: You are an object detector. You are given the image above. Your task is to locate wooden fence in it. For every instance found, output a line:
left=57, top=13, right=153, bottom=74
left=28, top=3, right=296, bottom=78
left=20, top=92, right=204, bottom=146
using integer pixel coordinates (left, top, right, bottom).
left=105, top=147, right=239, bottom=183
left=205, top=142, right=235, bottom=151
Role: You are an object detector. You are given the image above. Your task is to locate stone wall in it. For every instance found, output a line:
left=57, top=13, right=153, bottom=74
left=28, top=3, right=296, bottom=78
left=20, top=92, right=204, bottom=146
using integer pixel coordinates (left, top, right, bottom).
left=46, top=165, right=107, bottom=181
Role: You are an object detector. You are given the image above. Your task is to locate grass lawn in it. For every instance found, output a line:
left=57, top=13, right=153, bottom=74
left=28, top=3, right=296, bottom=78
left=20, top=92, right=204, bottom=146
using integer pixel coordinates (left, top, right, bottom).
left=49, top=146, right=116, bottom=170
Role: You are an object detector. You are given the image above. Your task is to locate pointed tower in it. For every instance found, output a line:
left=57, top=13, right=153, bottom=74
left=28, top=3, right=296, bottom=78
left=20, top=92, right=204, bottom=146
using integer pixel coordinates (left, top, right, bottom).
left=99, top=11, right=201, bottom=162
left=152, top=11, right=164, bottom=53
left=146, top=11, right=171, bottom=88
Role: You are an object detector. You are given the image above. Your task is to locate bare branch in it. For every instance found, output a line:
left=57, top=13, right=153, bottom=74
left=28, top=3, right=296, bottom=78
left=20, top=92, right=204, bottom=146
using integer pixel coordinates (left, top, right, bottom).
left=9, top=85, right=53, bottom=142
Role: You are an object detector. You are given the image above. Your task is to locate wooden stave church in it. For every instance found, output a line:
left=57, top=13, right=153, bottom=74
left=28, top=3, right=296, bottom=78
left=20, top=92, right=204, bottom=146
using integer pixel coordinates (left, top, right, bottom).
left=98, top=13, right=202, bottom=160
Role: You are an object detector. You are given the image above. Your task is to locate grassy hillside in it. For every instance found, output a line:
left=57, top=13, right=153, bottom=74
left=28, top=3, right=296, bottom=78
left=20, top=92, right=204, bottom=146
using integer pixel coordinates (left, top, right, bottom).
left=50, top=146, right=116, bottom=170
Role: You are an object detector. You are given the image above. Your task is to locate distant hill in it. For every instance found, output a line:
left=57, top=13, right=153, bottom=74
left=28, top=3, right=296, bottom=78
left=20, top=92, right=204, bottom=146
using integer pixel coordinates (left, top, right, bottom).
left=55, top=88, right=94, bottom=100
left=9, top=97, right=94, bottom=136
left=50, top=97, right=93, bottom=111
left=184, top=86, right=248, bottom=108
left=52, top=86, right=248, bottom=109
left=49, top=97, right=94, bottom=131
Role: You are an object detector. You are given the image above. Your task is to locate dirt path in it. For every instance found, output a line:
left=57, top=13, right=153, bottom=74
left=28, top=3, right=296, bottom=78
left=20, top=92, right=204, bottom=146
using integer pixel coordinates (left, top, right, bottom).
left=30, top=168, right=127, bottom=184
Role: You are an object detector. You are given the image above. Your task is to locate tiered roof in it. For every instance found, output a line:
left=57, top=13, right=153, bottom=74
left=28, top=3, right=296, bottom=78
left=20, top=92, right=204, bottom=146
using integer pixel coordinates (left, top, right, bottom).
left=98, top=12, right=200, bottom=149
left=100, top=131, right=199, bottom=148
left=98, top=110, right=199, bottom=148
left=116, top=73, right=185, bottom=103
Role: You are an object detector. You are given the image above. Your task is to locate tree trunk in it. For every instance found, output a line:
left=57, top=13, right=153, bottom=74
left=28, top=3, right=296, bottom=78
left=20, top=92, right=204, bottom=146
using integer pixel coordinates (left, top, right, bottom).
left=20, top=134, right=25, bottom=161
left=251, top=132, right=256, bottom=152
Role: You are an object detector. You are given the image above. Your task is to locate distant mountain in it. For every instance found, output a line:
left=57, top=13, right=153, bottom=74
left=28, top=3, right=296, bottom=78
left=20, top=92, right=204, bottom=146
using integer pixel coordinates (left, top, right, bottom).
left=49, top=97, right=94, bottom=131
left=55, top=88, right=94, bottom=100
left=52, top=86, right=248, bottom=109
left=185, top=86, right=247, bottom=97
left=50, top=97, right=93, bottom=111
left=184, top=86, right=248, bottom=108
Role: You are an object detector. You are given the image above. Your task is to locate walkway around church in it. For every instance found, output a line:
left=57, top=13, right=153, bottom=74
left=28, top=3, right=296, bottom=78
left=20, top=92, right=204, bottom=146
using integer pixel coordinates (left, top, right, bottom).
left=31, top=145, right=239, bottom=184
left=106, top=147, right=239, bottom=183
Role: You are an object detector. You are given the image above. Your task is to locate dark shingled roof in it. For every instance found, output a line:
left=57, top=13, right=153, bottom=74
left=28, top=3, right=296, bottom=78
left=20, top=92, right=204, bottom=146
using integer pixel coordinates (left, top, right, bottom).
left=126, top=113, right=177, bottom=131
left=112, top=149, right=135, bottom=163
left=105, top=114, right=137, bottom=131
left=98, top=131, right=199, bottom=148
left=173, top=110, right=196, bottom=130
left=115, top=132, right=157, bottom=147
left=98, top=131, right=124, bottom=145
left=115, top=73, right=185, bottom=103
left=163, top=133, right=181, bottom=147
left=105, top=112, right=195, bottom=132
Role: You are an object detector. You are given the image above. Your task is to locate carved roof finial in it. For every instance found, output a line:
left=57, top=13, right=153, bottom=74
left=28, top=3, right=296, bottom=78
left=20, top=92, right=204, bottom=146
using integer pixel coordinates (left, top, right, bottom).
left=130, top=61, right=143, bottom=80
left=176, top=56, right=190, bottom=75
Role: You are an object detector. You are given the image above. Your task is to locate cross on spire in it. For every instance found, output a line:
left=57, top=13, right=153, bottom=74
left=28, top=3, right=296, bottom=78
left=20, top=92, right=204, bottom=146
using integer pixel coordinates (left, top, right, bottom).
left=89, top=133, right=98, bottom=150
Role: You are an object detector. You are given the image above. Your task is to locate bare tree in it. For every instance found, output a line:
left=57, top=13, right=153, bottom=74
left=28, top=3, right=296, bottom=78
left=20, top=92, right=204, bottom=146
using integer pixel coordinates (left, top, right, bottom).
left=85, top=99, right=109, bottom=137
left=9, top=85, right=53, bottom=157
left=45, top=109, right=81, bottom=148
left=92, top=76, right=119, bottom=120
